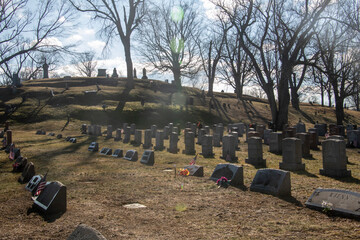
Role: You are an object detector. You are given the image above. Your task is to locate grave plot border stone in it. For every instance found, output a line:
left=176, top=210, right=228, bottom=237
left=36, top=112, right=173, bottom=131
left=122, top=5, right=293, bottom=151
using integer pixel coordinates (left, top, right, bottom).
left=210, top=163, right=243, bottom=187
left=250, top=169, right=291, bottom=197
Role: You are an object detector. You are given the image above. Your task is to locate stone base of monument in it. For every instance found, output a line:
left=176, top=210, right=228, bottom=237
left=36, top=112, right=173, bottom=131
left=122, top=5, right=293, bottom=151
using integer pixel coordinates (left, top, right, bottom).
left=319, top=169, right=351, bottom=178
left=210, top=164, right=243, bottom=187
left=154, top=146, right=165, bottom=151
left=279, top=162, right=305, bottom=171
left=183, top=165, right=204, bottom=177
left=250, top=169, right=291, bottom=197
left=201, top=152, right=214, bottom=158
left=245, top=158, right=266, bottom=167
left=167, top=148, right=179, bottom=154
left=182, top=149, right=196, bottom=155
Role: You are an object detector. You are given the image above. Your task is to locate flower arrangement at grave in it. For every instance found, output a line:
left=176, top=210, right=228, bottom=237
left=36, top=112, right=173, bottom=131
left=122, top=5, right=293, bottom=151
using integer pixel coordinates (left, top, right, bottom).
left=216, top=176, right=230, bottom=188
left=179, top=168, right=190, bottom=176
left=321, top=200, right=333, bottom=214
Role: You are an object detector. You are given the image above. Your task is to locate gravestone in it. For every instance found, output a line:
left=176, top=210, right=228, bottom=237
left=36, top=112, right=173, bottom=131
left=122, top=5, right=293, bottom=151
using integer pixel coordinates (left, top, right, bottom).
left=132, top=130, right=142, bottom=146
left=329, top=124, right=340, bottom=136
left=140, top=150, right=154, bottom=166
left=81, top=124, right=87, bottom=134
left=346, top=124, right=357, bottom=136
left=130, top=123, right=136, bottom=135
left=34, top=181, right=67, bottom=215
left=67, top=223, right=107, bottom=240
left=256, top=125, right=265, bottom=139
left=221, top=135, right=237, bottom=162
left=12, top=73, right=21, bottom=86
left=151, top=125, right=157, bottom=138
left=87, top=125, right=93, bottom=135
left=114, top=128, right=122, bottom=141
left=6, top=130, right=12, bottom=146
left=338, top=125, right=345, bottom=136
left=247, top=131, right=260, bottom=142
left=163, top=126, right=170, bottom=140
left=305, top=188, right=360, bottom=218
left=263, top=129, right=273, bottom=145
left=246, top=137, right=266, bottom=167
left=18, top=162, right=35, bottom=184
left=123, top=126, right=131, bottom=143
left=201, top=135, right=214, bottom=158
left=25, top=175, right=43, bottom=195
left=95, top=125, right=102, bottom=136
left=191, top=123, right=197, bottom=137
left=213, top=133, right=221, bottom=147
left=112, top=149, right=123, bottom=158
left=97, top=69, right=106, bottom=77
left=284, top=127, right=296, bottom=138
left=57, top=134, right=62, bottom=139
left=154, top=131, right=165, bottom=151
left=143, top=130, right=152, bottom=149
left=296, top=133, right=312, bottom=158
left=236, top=123, right=245, bottom=135
left=123, top=123, right=128, bottom=130
left=111, top=68, right=118, bottom=78
left=183, top=131, right=196, bottom=155
left=328, top=135, right=344, bottom=141
left=269, top=132, right=283, bottom=154
left=0, top=131, right=4, bottom=138
left=296, top=122, right=306, bottom=133
left=173, top=126, right=179, bottom=135
left=168, top=123, right=174, bottom=133
left=69, top=138, right=77, bottom=143
left=280, top=138, right=305, bottom=171
left=183, top=165, right=204, bottom=177
left=167, top=132, right=179, bottom=154
left=43, top=62, right=49, bottom=78
left=320, top=139, right=351, bottom=178
left=12, top=156, right=27, bottom=172
left=210, top=164, right=243, bottom=187
left=308, top=131, right=319, bottom=150
left=123, top=150, right=138, bottom=161
left=141, top=68, right=148, bottom=79
left=204, top=126, right=211, bottom=135
left=88, top=142, right=99, bottom=152
left=215, top=124, right=224, bottom=140
left=250, top=169, right=291, bottom=197
left=106, top=125, right=112, bottom=139
left=347, top=130, right=360, bottom=148
left=100, top=148, right=112, bottom=155
left=197, top=129, right=206, bottom=145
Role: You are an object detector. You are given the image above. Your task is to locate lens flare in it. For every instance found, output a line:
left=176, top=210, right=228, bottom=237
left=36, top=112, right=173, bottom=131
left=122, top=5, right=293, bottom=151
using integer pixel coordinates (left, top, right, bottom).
left=171, top=6, right=184, bottom=22
left=170, top=37, right=184, bottom=54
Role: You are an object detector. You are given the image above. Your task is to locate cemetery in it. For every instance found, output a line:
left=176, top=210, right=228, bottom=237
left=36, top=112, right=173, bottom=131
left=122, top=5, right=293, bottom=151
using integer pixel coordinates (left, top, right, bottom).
left=0, top=77, right=360, bottom=239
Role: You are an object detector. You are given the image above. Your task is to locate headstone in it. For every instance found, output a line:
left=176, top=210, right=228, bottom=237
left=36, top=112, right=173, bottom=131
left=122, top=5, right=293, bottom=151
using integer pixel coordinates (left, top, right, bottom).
left=168, top=123, right=174, bottom=133
left=67, top=223, right=107, bottom=240
left=111, top=68, right=118, bottom=78
left=305, top=188, right=360, bottom=218
left=250, top=169, right=291, bottom=197
left=100, top=147, right=112, bottom=155
left=25, top=175, right=43, bottom=195
left=140, top=150, right=154, bottom=166
left=69, top=138, right=77, bottom=143
left=347, top=130, right=360, bottom=148
left=295, top=133, right=312, bottom=158
left=106, top=125, right=112, bottom=139
left=247, top=131, right=260, bottom=142
left=197, top=128, right=206, bottom=145
left=210, top=164, right=243, bottom=187
left=0, top=131, right=4, bottom=138
left=163, top=126, right=170, bottom=140
left=141, top=68, right=148, bottom=79
left=269, top=132, right=283, bottom=154
left=204, top=126, right=211, bottom=134
left=97, top=69, right=106, bottom=77
left=114, top=128, right=122, bottom=141
left=130, top=123, right=136, bottom=135
left=143, top=129, right=152, bottom=149
left=183, top=131, right=196, bottom=155
left=34, top=181, right=67, bottom=215
left=18, top=162, right=35, bottom=184
left=346, top=124, right=357, bottom=136
left=123, top=126, right=131, bottom=143
left=56, top=134, right=62, bottom=139
left=308, top=131, right=319, bottom=150
left=12, top=156, right=27, bottom=172
left=112, top=149, right=123, bottom=158
left=296, top=122, right=306, bottom=133
left=154, top=131, right=165, bottom=151
left=88, top=142, right=99, bottom=152
left=132, top=130, right=142, bottom=146
left=201, top=135, right=214, bottom=158
left=263, top=129, right=273, bottom=145
left=329, top=124, right=339, bottom=136
left=43, top=62, right=49, bottom=78
left=167, top=132, right=179, bottom=154
left=213, top=133, right=221, bottom=147
left=256, top=125, right=265, bottom=139
left=221, top=135, right=237, bottom=162
left=183, top=165, right=204, bottom=177
left=338, top=125, right=345, bottom=136
left=320, top=139, right=351, bottom=178
left=6, top=130, right=12, bottom=146
left=315, top=123, right=327, bottom=136
left=12, top=73, right=21, bottom=86
left=123, top=123, right=128, bottom=130
left=81, top=124, right=87, bottom=134
left=191, top=123, right=197, bottom=137
left=279, top=138, right=305, bottom=171
left=216, top=124, right=224, bottom=140
left=123, top=150, right=138, bottom=161
left=245, top=137, right=266, bottom=167
left=284, top=127, right=296, bottom=138
left=151, top=125, right=157, bottom=138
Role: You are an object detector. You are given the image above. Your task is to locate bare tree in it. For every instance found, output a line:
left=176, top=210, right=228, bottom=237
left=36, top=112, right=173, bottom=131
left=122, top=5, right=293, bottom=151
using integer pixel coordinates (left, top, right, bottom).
left=70, top=0, right=145, bottom=88
left=137, top=0, right=202, bottom=90
left=71, top=51, right=98, bottom=77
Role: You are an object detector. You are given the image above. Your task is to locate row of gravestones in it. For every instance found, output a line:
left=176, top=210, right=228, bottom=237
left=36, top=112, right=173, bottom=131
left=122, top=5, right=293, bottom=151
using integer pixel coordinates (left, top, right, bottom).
left=1, top=125, right=67, bottom=216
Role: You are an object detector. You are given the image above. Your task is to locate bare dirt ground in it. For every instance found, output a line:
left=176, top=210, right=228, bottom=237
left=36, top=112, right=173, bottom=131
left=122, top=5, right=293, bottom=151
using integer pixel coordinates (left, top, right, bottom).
left=1, top=123, right=360, bottom=239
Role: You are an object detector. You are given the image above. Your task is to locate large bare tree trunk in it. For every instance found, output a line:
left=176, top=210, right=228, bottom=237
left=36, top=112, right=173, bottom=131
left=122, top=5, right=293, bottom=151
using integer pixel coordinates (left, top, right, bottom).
left=277, top=63, right=291, bottom=130
left=124, top=39, right=134, bottom=89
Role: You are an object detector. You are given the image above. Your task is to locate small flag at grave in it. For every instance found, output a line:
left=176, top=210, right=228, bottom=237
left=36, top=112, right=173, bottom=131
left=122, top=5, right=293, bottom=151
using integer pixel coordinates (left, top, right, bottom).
left=35, top=172, right=47, bottom=197
left=9, top=144, right=15, bottom=160
left=189, top=154, right=198, bottom=165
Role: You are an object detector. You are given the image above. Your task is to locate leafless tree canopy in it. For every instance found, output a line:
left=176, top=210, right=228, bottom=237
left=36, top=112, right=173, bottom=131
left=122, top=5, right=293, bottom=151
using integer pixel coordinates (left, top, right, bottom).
left=71, top=51, right=98, bottom=77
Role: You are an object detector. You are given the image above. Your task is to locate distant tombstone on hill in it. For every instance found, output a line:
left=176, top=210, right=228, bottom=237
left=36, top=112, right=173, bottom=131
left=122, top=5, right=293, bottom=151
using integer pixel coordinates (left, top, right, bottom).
left=33, top=181, right=67, bottom=215
left=111, top=68, right=118, bottom=78
left=210, top=163, right=243, bottom=187
left=112, top=149, right=123, bottom=158
left=97, top=69, right=106, bottom=77
left=250, top=169, right=291, bottom=197
left=305, top=188, right=360, bottom=218
left=100, top=148, right=112, bottom=155
left=140, top=150, right=154, bottom=166
left=12, top=73, right=21, bottom=86
left=123, top=150, right=138, bottom=161
left=88, top=142, right=99, bottom=152
left=141, top=68, right=148, bottom=79
left=67, top=223, right=107, bottom=240
left=18, top=162, right=35, bottom=184
left=133, top=68, right=137, bottom=78
left=43, top=62, right=49, bottom=78
left=183, top=165, right=204, bottom=177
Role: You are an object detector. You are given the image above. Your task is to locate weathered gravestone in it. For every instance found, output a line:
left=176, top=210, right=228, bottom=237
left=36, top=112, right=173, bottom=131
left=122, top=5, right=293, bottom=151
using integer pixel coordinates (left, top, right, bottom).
left=213, top=133, right=221, bottom=147
left=143, top=129, right=152, bottom=149
left=296, top=122, right=306, bottom=133
left=132, top=130, right=142, bottom=146
left=284, top=127, right=296, bottom=138
left=123, top=150, right=138, bottom=161
left=112, top=149, right=123, bottom=158
left=183, top=131, right=196, bottom=155
left=295, top=133, right=312, bottom=158
left=151, top=125, right=157, bottom=138
left=34, top=181, right=66, bottom=215
left=215, top=124, right=224, bottom=140
left=25, top=175, right=43, bottom=195
left=263, top=129, right=273, bottom=145
left=130, top=123, right=136, bottom=135
left=221, top=135, right=237, bottom=162
left=308, top=131, right=319, bottom=150
left=191, top=123, right=197, bottom=137
left=320, top=139, right=351, bottom=178
left=154, top=131, right=165, bottom=151
left=197, top=128, right=206, bottom=145
left=329, top=124, right=340, bottom=136
left=167, top=132, right=179, bottom=154
left=100, top=148, right=112, bottom=155
left=88, top=142, right=99, bottom=152
left=163, top=126, right=170, bottom=140
left=245, top=137, right=266, bottom=167
left=229, top=131, right=240, bottom=150
left=256, top=125, right=265, bottom=139
left=315, top=123, right=327, bottom=136
left=305, top=188, right=360, bottom=218
left=114, top=128, right=122, bottom=141
left=140, top=150, right=154, bottom=166
left=12, top=156, right=27, bottom=172
left=67, top=223, right=107, bottom=240
left=347, top=130, right=360, bottom=148
left=123, top=126, right=131, bottom=143
left=210, top=164, right=243, bottom=187
left=269, top=132, right=283, bottom=154
left=250, top=169, right=291, bottom=197
left=279, top=138, right=305, bottom=171
left=18, top=162, right=35, bottom=184
left=201, top=135, right=214, bottom=157
left=106, top=125, right=112, bottom=139
left=183, top=165, right=204, bottom=177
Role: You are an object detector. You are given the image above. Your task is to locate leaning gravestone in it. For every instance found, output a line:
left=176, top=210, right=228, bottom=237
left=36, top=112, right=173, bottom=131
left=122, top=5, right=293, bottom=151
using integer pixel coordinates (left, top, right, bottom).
left=112, top=149, right=123, bottom=158
left=279, top=138, right=305, bottom=171
left=183, top=131, right=196, bottom=155
left=123, top=150, right=138, bottom=161
left=245, top=137, right=266, bottom=167
left=34, top=181, right=67, bottom=215
left=18, top=162, right=35, bottom=184
left=67, top=223, right=107, bottom=240
left=221, top=135, right=237, bottom=162
left=88, top=142, right=99, bottom=152
left=305, top=188, right=360, bottom=218
left=250, top=169, right=291, bottom=197
left=269, top=132, right=283, bottom=154
left=210, top=163, right=243, bottom=187
left=183, top=165, right=204, bottom=177
left=201, top=135, right=214, bottom=157
left=154, top=131, right=165, bottom=151
left=140, top=150, right=154, bottom=166
left=320, top=139, right=351, bottom=178
left=143, top=129, right=152, bottom=149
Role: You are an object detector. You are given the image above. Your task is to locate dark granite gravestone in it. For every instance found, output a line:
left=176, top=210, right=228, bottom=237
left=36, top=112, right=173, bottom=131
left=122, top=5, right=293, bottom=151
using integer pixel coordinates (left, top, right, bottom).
left=0, top=131, right=4, bottom=138
left=11, top=148, right=21, bottom=160
left=305, top=188, right=360, bottom=218
left=18, top=162, right=35, bottom=184
left=250, top=169, right=291, bottom=197
left=210, top=164, right=243, bottom=187
left=88, top=142, right=99, bottom=152
left=34, top=181, right=66, bottom=215
left=112, top=149, right=123, bottom=158
left=81, top=124, right=87, bottom=134
left=140, top=150, right=154, bottom=166
left=25, top=175, right=43, bottom=195
left=100, top=148, right=112, bottom=155
left=12, top=156, right=27, bottom=172
left=67, top=223, right=107, bottom=240
left=65, top=136, right=72, bottom=141
left=57, top=134, right=63, bottom=139
left=97, top=69, right=106, bottom=77
left=183, top=165, right=204, bottom=177
left=69, top=138, right=77, bottom=143
left=123, top=150, right=138, bottom=161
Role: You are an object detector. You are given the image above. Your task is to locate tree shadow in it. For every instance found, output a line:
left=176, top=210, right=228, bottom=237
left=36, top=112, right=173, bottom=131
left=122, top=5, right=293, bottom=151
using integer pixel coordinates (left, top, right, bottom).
left=333, top=175, right=360, bottom=184
left=297, top=109, right=315, bottom=124
left=294, top=170, right=319, bottom=178
left=115, top=85, right=133, bottom=112
left=280, top=195, right=303, bottom=207
left=209, top=97, right=231, bottom=123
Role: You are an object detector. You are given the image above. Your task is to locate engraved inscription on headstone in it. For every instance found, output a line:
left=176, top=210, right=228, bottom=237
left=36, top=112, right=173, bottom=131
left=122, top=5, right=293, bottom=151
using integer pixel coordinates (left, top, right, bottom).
left=210, top=164, right=243, bottom=187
